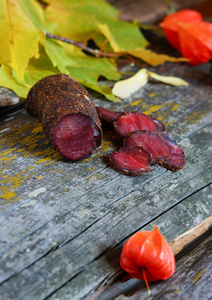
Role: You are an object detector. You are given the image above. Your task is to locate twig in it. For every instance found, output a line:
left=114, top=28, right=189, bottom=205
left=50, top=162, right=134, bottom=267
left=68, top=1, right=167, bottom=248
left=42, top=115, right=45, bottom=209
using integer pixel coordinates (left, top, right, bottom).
left=45, top=32, right=120, bottom=58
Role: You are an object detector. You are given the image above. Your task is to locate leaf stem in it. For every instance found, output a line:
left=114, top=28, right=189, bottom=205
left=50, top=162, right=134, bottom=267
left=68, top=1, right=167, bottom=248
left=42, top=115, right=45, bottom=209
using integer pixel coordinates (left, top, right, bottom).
left=45, top=32, right=119, bottom=58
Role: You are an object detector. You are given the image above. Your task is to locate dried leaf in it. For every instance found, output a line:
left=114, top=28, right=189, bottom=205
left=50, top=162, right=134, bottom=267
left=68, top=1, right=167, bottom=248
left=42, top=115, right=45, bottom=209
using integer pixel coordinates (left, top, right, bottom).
left=128, top=49, right=187, bottom=66
left=148, top=71, right=189, bottom=86
left=112, top=69, right=149, bottom=98
left=112, top=68, right=188, bottom=99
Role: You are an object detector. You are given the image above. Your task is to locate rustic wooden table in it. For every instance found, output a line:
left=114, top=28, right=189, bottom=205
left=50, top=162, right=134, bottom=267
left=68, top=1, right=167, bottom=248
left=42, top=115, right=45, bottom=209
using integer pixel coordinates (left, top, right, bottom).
left=0, top=1, right=212, bottom=300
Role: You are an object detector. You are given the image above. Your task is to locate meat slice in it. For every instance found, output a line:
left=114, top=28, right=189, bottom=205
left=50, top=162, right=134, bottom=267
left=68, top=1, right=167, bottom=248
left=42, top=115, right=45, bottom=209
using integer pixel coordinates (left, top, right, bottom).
left=160, top=134, right=186, bottom=171
left=147, top=115, right=166, bottom=132
left=114, top=112, right=160, bottom=138
left=26, top=73, right=102, bottom=162
left=96, top=106, right=125, bottom=124
left=109, top=147, right=152, bottom=176
left=124, top=130, right=171, bottom=164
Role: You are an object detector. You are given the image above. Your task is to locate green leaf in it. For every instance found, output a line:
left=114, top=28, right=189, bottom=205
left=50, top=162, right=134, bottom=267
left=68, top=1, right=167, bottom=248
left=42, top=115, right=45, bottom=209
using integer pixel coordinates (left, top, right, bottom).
left=95, top=19, right=148, bottom=52
left=44, top=0, right=119, bottom=41
left=0, top=0, right=188, bottom=102
left=45, top=39, right=121, bottom=99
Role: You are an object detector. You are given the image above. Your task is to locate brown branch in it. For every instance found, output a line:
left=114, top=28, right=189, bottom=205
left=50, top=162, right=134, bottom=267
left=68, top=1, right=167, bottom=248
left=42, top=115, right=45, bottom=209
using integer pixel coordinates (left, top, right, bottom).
left=45, top=32, right=120, bottom=58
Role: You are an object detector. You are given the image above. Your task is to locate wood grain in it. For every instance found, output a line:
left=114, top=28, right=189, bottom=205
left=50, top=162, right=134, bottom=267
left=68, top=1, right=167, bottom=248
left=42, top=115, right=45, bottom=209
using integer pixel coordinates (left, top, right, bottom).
left=170, top=216, right=212, bottom=255
left=0, top=59, right=211, bottom=299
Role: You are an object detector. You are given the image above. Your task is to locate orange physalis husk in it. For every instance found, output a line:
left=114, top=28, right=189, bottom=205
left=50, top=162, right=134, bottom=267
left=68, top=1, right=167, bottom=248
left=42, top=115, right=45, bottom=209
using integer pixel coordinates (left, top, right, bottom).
left=160, top=9, right=212, bottom=65
left=160, top=9, right=203, bottom=51
left=177, top=22, right=212, bottom=66
left=120, top=225, right=175, bottom=288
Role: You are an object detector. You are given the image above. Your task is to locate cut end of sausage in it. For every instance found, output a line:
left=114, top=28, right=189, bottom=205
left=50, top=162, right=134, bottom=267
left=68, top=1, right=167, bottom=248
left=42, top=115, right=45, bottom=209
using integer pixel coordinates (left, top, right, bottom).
left=114, top=112, right=159, bottom=138
left=109, top=147, right=152, bottom=176
left=52, top=113, right=102, bottom=162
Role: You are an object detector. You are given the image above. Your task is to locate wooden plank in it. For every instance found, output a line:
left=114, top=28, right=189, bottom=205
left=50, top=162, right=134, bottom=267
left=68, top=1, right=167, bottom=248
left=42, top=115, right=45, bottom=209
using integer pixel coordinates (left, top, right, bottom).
left=0, top=118, right=211, bottom=258
left=0, top=142, right=211, bottom=298
left=17, top=184, right=211, bottom=300
left=92, top=233, right=212, bottom=300
left=0, top=61, right=211, bottom=299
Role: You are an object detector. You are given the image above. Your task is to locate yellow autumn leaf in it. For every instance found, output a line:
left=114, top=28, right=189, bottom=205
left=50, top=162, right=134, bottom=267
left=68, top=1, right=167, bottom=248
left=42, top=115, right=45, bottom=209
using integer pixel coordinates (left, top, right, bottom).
left=112, top=68, right=188, bottom=99
left=0, top=0, right=45, bottom=80
left=128, top=49, right=188, bottom=66
left=148, top=71, right=189, bottom=86
left=112, top=69, right=149, bottom=98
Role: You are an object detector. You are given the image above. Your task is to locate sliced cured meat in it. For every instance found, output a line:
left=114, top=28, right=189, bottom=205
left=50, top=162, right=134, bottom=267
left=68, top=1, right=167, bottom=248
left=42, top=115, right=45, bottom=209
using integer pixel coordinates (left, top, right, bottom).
left=160, top=134, right=186, bottom=171
left=26, top=73, right=102, bottom=162
left=109, top=147, right=152, bottom=176
left=124, top=130, right=171, bottom=164
left=96, top=106, right=125, bottom=124
left=147, top=115, right=166, bottom=132
left=114, top=112, right=160, bottom=137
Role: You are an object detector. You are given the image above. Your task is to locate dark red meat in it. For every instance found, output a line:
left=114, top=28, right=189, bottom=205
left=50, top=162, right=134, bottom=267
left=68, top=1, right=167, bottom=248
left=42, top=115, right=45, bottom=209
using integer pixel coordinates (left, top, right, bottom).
left=114, top=112, right=160, bottom=137
left=109, top=147, right=152, bottom=176
left=96, top=106, right=125, bottom=124
left=26, top=74, right=102, bottom=162
left=160, top=134, right=186, bottom=171
left=52, top=113, right=101, bottom=161
left=147, top=115, right=166, bottom=132
left=124, top=130, right=171, bottom=164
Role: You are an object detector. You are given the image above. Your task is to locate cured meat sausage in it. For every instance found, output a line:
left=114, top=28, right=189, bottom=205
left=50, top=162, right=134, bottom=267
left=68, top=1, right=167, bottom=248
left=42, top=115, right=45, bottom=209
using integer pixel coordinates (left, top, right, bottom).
left=26, top=73, right=102, bottom=162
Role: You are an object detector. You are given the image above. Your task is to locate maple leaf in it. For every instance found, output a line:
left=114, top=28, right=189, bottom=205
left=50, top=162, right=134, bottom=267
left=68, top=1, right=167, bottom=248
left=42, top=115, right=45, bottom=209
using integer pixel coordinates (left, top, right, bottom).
left=0, top=0, right=47, bottom=80
left=44, top=0, right=119, bottom=42
left=0, top=45, right=60, bottom=98
left=44, top=39, right=121, bottom=100
left=0, top=0, right=188, bottom=102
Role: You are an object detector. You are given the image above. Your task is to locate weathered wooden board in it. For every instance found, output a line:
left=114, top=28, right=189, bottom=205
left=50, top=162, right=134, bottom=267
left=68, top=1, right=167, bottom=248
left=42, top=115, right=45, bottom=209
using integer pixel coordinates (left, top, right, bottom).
left=0, top=58, right=212, bottom=300
left=97, top=231, right=212, bottom=300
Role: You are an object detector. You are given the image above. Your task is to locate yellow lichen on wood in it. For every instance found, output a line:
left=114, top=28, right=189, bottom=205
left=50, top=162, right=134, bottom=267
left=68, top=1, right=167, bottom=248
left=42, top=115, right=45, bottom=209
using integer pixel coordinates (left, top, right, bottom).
left=130, top=99, right=144, bottom=106
left=0, top=167, right=35, bottom=204
left=0, top=189, right=17, bottom=202
left=192, top=270, right=205, bottom=283
left=142, top=104, right=163, bottom=115
left=0, top=122, right=61, bottom=166
left=171, top=104, right=180, bottom=111
left=149, top=92, right=158, bottom=98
